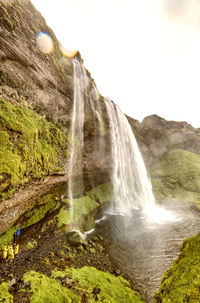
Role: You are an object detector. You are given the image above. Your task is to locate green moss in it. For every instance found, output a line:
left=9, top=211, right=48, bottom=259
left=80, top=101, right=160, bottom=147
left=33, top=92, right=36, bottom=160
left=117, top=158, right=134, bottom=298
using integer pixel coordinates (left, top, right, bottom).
left=0, top=282, right=13, bottom=303
left=86, top=182, right=113, bottom=203
left=23, top=271, right=79, bottom=303
left=150, top=149, right=200, bottom=207
left=151, top=177, right=200, bottom=208
left=23, top=194, right=59, bottom=228
left=26, top=239, right=37, bottom=249
left=4, top=17, right=15, bottom=29
left=53, top=266, right=144, bottom=303
left=0, top=99, right=68, bottom=199
left=56, top=182, right=112, bottom=229
left=0, top=69, right=4, bottom=79
left=56, top=196, right=99, bottom=228
left=153, top=233, right=200, bottom=303
left=0, top=227, right=17, bottom=251
left=0, top=131, right=26, bottom=198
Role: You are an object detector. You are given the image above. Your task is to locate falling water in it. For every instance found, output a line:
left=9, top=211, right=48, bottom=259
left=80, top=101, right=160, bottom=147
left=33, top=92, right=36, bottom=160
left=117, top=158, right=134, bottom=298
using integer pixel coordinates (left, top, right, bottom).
left=68, top=59, right=86, bottom=220
left=105, top=99, right=176, bottom=222
left=68, top=59, right=105, bottom=224
left=69, top=59, right=175, bottom=226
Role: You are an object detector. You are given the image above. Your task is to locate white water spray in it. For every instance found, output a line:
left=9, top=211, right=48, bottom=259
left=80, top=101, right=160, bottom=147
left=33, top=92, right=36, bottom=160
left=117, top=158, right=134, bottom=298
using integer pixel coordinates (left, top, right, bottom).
left=105, top=99, right=176, bottom=223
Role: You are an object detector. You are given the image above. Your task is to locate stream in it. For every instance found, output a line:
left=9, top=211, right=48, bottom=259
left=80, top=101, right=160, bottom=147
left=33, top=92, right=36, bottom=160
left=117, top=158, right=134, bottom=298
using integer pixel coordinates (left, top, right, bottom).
left=93, top=202, right=200, bottom=302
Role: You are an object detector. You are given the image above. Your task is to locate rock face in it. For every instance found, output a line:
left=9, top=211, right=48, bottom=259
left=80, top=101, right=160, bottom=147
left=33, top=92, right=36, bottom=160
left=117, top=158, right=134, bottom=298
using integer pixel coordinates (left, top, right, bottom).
left=0, top=0, right=200, bottom=238
left=128, top=115, right=200, bottom=205
left=0, top=0, right=73, bottom=125
left=129, top=114, right=200, bottom=167
left=0, top=0, right=111, bottom=234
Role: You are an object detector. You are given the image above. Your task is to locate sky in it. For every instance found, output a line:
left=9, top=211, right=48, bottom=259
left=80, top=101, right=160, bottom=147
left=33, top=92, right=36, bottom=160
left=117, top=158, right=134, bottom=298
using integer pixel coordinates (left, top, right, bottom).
left=32, top=0, right=200, bottom=128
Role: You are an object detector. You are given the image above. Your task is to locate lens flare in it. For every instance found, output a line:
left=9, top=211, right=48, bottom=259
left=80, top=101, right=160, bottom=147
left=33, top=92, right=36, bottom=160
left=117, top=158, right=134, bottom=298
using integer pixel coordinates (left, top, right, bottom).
left=36, top=32, right=54, bottom=54
left=60, top=44, right=78, bottom=58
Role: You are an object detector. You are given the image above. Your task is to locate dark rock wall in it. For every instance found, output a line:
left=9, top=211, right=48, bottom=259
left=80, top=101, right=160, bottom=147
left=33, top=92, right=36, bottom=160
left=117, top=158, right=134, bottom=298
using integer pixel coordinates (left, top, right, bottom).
left=128, top=114, right=200, bottom=167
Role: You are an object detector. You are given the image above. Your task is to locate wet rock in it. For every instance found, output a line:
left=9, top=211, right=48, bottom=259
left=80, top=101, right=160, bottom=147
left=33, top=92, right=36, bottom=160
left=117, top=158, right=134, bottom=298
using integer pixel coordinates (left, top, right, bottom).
left=88, top=247, right=96, bottom=254
left=64, top=277, right=71, bottom=286
left=112, top=268, right=121, bottom=276
left=93, top=287, right=101, bottom=295
left=8, top=277, right=17, bottom=292
left=92, top=236, right=99, bottom=242
left=97, top=244, right=105, bottom=252
left=65, top=231, right=84, bottom=247
left=80, top=292, right=88, bottom=303
left=23, top=280, right=31, bottom=290
left=61, top=276, right=72, bottom=287
left=9, top=278, right=16, bottom=287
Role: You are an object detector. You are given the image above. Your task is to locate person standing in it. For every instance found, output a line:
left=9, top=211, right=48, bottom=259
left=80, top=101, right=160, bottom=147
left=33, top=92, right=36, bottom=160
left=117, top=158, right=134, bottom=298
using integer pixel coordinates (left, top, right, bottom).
left=2, top=245, right=8, bottom=260
left=14, top=228, right=20, bottom=244
left=8, top=244, right=14, bottom=259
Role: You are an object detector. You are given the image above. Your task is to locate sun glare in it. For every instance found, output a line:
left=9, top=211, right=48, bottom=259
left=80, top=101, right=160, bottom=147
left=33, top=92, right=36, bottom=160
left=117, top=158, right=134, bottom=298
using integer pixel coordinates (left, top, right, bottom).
left=36, top=32, right=54, bottom=54
left=60, top=44, right=78, bottom=58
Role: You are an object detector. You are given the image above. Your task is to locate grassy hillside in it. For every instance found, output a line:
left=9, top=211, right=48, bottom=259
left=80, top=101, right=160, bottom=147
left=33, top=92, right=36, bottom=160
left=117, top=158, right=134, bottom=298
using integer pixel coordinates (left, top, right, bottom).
left=150, top=149, right=200, bottom=207
left=153, top=233, right=200, bottom=303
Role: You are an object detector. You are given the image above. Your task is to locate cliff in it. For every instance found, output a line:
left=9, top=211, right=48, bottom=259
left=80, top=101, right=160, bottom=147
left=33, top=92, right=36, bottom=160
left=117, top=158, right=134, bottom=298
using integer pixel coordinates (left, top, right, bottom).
left=0, top=1, right=200, bottom=302
left=0, top=0, right=113, bottom=235
left=127, top=114, right=200, bottom=206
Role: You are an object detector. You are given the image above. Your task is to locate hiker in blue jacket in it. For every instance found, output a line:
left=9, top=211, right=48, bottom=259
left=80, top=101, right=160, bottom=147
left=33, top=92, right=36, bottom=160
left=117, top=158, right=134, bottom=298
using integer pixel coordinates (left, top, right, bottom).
left=14, top=228, right=20, bottom=244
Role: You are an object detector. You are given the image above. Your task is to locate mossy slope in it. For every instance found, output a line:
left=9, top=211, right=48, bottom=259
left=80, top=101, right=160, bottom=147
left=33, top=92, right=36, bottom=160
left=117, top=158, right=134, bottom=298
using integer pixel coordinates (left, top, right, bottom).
left=0, top=99, right=68, bottom=199
left=0, top=282, right=13, bottom=303
left=153, top=233, right=200, bottom=303
left=23, top=271, right=79, bottom=303
left=150, top=149, right=200, bottom=207
left=55, top=266, right=144, bottom=303
left=22, top=267, right=144, bottom=303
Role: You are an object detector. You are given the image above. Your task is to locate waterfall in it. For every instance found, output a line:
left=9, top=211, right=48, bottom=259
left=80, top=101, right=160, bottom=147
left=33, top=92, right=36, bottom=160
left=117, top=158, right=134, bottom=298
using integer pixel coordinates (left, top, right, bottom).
left=68, top=59, right=105, bottom=224
left=68, top=59, right=86, bottom=220
left=105, top=99, right=155, bottom=215
left=68, top=59, right=175, bottom=227
left=105, top=99, right=176, bottom=222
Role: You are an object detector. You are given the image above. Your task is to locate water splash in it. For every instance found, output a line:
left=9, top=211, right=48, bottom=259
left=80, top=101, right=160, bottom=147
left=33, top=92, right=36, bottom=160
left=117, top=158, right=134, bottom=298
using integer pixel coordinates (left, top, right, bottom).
left=105, top=99, right=176, bottom=223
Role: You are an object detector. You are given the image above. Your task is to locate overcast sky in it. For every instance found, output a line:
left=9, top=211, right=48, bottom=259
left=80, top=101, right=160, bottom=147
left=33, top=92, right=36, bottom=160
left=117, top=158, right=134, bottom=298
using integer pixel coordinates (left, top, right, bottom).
left=32, top=0, right=200, bottom=128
